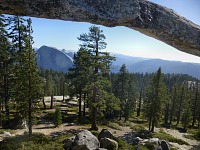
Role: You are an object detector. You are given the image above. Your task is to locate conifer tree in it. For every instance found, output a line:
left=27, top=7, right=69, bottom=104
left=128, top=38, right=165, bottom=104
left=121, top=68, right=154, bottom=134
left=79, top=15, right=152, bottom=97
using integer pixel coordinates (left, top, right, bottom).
left=0, top=15, right=14, bottom=127
left=78, top=26, right=114, bottom=130
left=68, top=48, right=91, bottom=118
left=54, top=106, right=62, bottom=127
left=175, top=84, right=188, bottom=125
left=45, top=70, right=54, bottom=108
left=10, top=16, right=42, bottom=136
left=169, top=84, right=179, bottom=125
left=191, top=81, right=199, bottom=127
left=115, top=64, right=136, bottom=121
left=117, top=64, right=129, bottom=120
left=144, top=67, right=167, bottom=132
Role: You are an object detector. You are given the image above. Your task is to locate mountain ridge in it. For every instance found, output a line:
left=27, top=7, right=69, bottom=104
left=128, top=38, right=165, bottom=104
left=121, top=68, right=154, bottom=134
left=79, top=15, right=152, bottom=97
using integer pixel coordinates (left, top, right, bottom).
left=36, top=46, right=200, bottom=79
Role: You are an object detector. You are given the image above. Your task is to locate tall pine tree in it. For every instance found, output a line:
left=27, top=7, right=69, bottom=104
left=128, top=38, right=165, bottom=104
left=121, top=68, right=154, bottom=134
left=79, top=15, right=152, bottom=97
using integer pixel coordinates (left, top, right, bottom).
left=78, top=26, right=114, bottom=130
left=144, top=67, right=167, bottom=132
left=10, top=16, right=42, bottom=136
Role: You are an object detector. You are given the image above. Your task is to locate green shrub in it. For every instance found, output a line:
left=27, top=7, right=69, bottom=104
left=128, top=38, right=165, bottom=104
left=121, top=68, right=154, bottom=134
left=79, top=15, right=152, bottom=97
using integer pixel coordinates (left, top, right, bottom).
left=33, top=116, right=38, bottom=125
left=131, top=124, right=145, bottom=131
left=113, top=137, right=134, bottom=150
left=195, top=129, right=200, bottom=140
left=30, top=133, right=51, bottom=144
left=133, top=144, right=149, bottom=150
left=153, top=131, right=189, bottom=145
left=78, top=117, right=90, bottom=124
left=0, top=141, right=22, bottom=150
left=135, top=129, right=153, bottom=139
left=144, top=142, right=155, bottom=150
left=90, top=130, right=100, bottom=137
left=108, top=122, right=122, bottom=130
left=107, top=141, right=118, bottom=150
left=0, top=133, right=64, bottom=150
left=54, top=107, right=62, bottom=127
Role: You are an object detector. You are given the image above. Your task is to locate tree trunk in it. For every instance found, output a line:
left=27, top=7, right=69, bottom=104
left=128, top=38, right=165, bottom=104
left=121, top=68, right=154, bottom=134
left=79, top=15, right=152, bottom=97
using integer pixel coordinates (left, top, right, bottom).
left=91, top=86, right=98, bottom=131
left=63, top=82, right=65, bottom=101
left=192, top=88, right=198, bottom=127
left=119, top=110, right=122, bottom=120
left=78, top=91, right=82, bottom=118
left=164, top=103, right=169, bottom=125
left=0, top=101, right=2, bottom=127
left=137, top=90, right=142, bottom=117
left=42, top=97, right=46, bottom=109
left=83, top=93, right=86, bottom=117
left=4, top=65, right=10, bottom=127
left=28, top=97, right=32, bottom=137
left=50, top=94, right=53, bottom=109
left=151, top=119, right=155, bottom=132
left=149, top=117, right=152, bottom=131
left=169, top=104, right=174, bottom=125
left=177, top=87, right=184, bottom=125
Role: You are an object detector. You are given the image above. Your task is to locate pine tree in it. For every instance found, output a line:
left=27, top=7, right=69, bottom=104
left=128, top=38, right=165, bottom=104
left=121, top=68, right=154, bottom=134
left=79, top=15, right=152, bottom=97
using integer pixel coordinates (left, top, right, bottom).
left=78, top=26, right=114, bottom=130
left=45, top=70, right=54, bottom=109
left=10, top=16, right=42, bottom=136
left=117, top=64, right=129, bottom=120
left=191, top=81, right=199, bottom=127
left=144, top=67, right=167, bottom=132
left=169, top=84, right=179, bottom=125
left=68, top=48, right=91, bottom=118
left=54, top=106, right=62, bottom=127
left=175, top=84, right=187, bottom=125
left=114, top=64, right=136, bottom=121
left=0, top=15, right=14, bottom=127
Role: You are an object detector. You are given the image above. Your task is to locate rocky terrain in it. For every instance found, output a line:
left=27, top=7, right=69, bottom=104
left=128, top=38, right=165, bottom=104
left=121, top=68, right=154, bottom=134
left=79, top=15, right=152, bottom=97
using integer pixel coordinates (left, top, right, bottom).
left=0, top=96, right=199, bottom=150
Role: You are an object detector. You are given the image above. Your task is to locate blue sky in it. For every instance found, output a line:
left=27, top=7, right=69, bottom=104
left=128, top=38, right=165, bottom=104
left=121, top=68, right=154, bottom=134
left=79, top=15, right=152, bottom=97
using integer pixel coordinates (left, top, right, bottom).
left=31, top=0, right=200, bottom=63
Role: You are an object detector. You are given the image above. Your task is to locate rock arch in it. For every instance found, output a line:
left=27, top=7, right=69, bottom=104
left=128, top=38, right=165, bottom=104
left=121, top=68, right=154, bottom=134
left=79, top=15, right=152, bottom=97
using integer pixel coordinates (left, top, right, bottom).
left=1, top=0, right=200, bottom=56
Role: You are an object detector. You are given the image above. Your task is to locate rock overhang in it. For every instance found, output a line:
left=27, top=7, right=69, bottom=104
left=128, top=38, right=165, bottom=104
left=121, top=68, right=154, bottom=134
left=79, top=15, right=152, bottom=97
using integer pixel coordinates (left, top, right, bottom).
left=0, top=0, right=200, bottom=57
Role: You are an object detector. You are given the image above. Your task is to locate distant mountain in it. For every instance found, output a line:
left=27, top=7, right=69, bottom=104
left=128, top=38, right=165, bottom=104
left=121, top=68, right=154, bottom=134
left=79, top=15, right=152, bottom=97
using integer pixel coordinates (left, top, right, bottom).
left=36, top=46, right=73, bottom=72
left=36, top=46, right=200, bottom=79
left=128, top=59, right=200, bottom=79
left=61, top=49, right=76, bottom=59
left=110, top=53, right=148, bottom=72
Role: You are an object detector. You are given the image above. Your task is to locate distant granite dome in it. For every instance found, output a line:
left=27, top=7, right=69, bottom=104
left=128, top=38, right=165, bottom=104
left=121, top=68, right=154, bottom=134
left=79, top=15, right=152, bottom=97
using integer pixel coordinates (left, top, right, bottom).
left=36, top=46, right=73, bottom=72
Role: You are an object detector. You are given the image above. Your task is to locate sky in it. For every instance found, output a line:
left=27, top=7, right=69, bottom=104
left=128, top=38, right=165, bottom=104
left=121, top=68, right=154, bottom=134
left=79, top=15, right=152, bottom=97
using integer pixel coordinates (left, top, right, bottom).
left=31, top=0, right=200, bottom=63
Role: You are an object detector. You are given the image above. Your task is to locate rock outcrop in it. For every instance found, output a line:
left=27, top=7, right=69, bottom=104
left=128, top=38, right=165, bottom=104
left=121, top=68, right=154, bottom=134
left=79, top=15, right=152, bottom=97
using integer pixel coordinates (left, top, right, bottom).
left=98, top=129, right=115, bottom=141
left=1, top=0, right=200, bottom=57
left=73, top=130, right=100, bottom=150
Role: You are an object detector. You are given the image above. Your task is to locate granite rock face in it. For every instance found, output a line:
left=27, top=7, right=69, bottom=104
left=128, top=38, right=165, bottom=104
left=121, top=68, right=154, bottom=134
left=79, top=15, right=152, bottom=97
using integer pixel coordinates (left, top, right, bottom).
left=73, top=130, right=100, bottom=150
left=36, top=46, right=73, bottom=72
left=1, top=0, right=200, bottom=56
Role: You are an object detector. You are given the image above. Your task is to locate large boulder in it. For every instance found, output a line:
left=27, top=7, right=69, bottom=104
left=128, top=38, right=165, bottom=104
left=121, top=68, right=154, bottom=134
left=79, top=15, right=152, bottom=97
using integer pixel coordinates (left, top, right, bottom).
left=160, top=140, right=170, bottom=150
left=154, top=140, right=170, bottom=150
left=100, top=138, right=118, bottom=150
left=98, top=129, right=114, bottom=141
left=73, top=130, right=100, bottom=150
left=63, top=136, right=76, bottom=150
